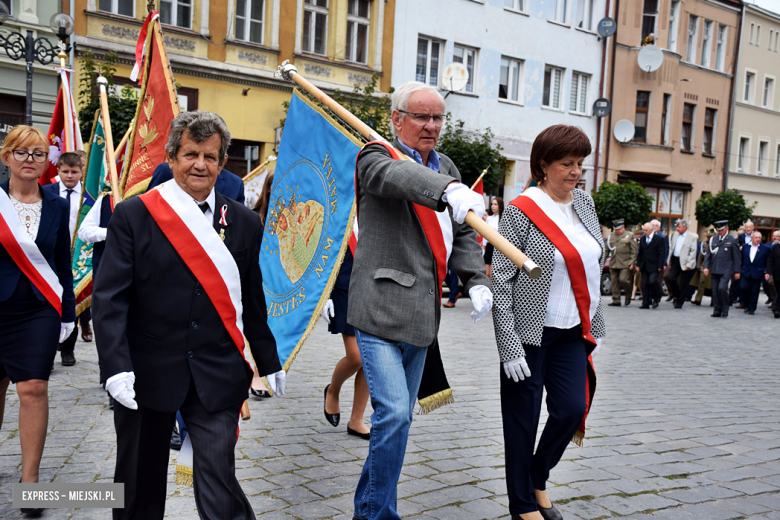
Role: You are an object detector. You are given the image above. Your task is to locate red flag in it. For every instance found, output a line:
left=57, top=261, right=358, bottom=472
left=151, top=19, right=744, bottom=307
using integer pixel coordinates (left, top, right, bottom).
left=473, top=179, right=484, bottom=244
left=41, top=71, right=83, bottom=186
left=120, top=18, right=180, bottom=198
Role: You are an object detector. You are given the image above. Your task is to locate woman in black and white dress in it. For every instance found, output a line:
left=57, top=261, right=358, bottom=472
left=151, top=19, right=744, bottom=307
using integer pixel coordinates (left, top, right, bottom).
left=492, top=125, right=605, bottom=520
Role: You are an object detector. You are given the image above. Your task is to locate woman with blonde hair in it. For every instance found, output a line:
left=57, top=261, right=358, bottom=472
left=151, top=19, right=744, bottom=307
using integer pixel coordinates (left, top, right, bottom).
left=0, top=125, right=75, bottom=514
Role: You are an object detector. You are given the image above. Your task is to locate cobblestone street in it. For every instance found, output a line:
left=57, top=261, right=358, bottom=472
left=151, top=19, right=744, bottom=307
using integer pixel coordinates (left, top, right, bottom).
left=0, top=293, right=778, bottom=519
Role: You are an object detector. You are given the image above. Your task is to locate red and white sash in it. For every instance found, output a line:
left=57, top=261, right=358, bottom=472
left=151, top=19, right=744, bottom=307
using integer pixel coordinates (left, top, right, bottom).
left=0, top=189, right=63, bottom=316
left=511, top=187, right=600, bottom=446
left=355, top=141, right=452, bottom=298
left=139, top=182, right=248, bottom=364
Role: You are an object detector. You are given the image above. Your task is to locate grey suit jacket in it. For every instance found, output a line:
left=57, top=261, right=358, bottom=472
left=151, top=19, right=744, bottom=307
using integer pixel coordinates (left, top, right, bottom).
left=347, top=140, right=490, bottom=348
left=668, top=231, right=699, bottom=270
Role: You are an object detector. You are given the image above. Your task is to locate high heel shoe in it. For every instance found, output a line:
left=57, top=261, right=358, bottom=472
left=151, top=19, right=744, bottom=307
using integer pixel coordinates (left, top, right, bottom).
left=538, top=502, right=563, bottom=520
left=19, top=478, right=43, bottom=516
left=347, top=425, right=370, bottom=440
left=323, top=385, right=340, bottom=427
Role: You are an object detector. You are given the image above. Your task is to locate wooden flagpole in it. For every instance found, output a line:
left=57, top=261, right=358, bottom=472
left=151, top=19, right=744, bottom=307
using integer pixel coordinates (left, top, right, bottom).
left=96, top=76, right=122, bottom=203
left=471, top=169, right=488, bottom=191
left=115, top=120, right=134, bottom=158
left=275, top=61, right=541, bottom=279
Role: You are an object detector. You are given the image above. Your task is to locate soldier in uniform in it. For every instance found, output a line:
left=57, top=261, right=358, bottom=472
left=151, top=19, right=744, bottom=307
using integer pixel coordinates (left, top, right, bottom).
left=630, top=224, right=643, bottom=301
left=691, top=228, right=715, bottom=306
left=703, top=220, right=742, bottom=318
left=607, top=218, right=638, bottom=307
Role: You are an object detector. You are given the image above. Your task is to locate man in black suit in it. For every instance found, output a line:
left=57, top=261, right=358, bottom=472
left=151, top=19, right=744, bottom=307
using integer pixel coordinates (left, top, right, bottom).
left=635, top=222, right=665, bottom=309
left=766, top=234, right=780, bottom=318
left=93, top=111, right=285, bottom=520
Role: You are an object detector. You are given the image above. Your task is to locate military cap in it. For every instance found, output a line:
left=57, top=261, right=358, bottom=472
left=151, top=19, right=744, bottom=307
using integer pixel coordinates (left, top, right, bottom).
left=713, top=220, right=729, bottom=230
left=633, top=224, right=643, bottom=233
left=612, top=218, right=625, bottom=229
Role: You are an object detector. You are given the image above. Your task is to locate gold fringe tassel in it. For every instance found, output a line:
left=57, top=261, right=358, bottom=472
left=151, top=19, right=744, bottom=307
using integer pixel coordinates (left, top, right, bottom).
left=175, top=465, right=193, bottom=487
left=417, top=388, right=454, bottom=415
left=571, top=429, right=585, bottom=447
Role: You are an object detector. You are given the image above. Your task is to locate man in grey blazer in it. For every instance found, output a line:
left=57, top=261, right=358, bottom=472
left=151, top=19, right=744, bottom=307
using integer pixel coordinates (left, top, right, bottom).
left=348, top=81, right=492, bottom=520
left=666, top=219, right=698, bottom=308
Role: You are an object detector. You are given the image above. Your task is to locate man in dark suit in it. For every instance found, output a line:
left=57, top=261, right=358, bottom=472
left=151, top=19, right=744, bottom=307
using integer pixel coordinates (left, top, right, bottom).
left=704, top=220, right=742, bottom=318
left=733, top=220, right=754, bottom=306
left=635, top=222, right=665, bottom=309
left=766, top=233, right=780, bottom=318
left=740, top=231, right=770, bottom=314
left=93, top=111, right=285, bottom=520
left=146, top=162, right=245, bottom=205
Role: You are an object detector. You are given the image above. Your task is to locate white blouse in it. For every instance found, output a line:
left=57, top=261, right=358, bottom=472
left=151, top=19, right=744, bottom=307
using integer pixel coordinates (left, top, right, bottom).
left=483, top=214, right=499, bottom=247
left=544, top=199, right=602, bottom=329
left=11, top=197, right=43, bottom=241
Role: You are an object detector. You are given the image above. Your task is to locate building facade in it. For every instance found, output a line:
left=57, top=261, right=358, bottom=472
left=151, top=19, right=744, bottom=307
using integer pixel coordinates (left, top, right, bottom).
left=602, top=0, right=740, bottom=234
left=68, top=0, right=395, bottom=176
left=727, top=3, right=780, bottom=240
left=391, top=0, right=607, bottom=201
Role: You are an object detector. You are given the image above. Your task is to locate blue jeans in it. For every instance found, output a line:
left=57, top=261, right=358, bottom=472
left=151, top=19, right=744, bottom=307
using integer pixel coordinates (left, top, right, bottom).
left=446, top=267, right=460, bottom=303
left=353, top=329, right=428, bottom=520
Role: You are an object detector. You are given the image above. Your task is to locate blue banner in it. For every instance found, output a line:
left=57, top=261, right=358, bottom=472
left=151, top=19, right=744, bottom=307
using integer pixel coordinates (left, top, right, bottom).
left=260, top=93, right=362, bottom=371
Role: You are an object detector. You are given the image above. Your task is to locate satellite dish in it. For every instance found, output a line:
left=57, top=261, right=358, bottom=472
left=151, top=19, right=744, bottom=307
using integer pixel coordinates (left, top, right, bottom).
left=593, top=98, right=611, bottom=118
left=442, top=62, right=469, bottom=92
left=637, top=44, right=664, bottom=72
left=613, top=120, right=635, bottom=143
left=597, top=17, right=617, bottom=38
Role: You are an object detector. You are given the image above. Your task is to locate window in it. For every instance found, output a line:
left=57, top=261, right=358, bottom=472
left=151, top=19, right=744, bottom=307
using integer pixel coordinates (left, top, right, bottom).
left=576, top=0, right=594, bottom=31
left=160, top=0, right=192, bottom=28
left=543, top=66, right=564, bottom=109
left=758, top=141, right=768, bottom=174
left=235, top=0, right=264, bottom=44
left=346, top=0, right=369, bottom=64
left=775, top=32, right=779, bottom=52
left=763, top=77, right=774, bottom=108
left=700, top=20, right=712, bottom=67
left=686, top=15, right=698, bottom=63
left=499, top=57, right=523, bottom=103
left=453, top=46, right=476, bottom=94
left=504, top=0, right=524, bottom=11
left=745, top=71, right=755, bottom=103
left=99, top=0, right=133, bottom=16
left=642, top=0, right=658, bottom=42
left=569, top=72, right=589, bottom=114
left=776, top=144, right=780, bottom=177
left=661, top=93, right=672, bottom=145
left=749, top=23, right=755, bottom=44
left=715, top=24, right=727, bottom=71
left=552, top=0, right=567, bottom=23
left=757, top=25, right=762, bottom=47
left=738, top=137, right=749, bottom=171
left=703, top=108, right=716, bottom=155
left=416, top=37, right=442, bottom=87
left=681, top=103, right=695, bottom=152
left=667, top=1, right=680, bottom=51
left=771, top=30, right=775, bottom=50
left=302, top=0, right=328, bottom=55
left=634, top=91, right=650, bottom=142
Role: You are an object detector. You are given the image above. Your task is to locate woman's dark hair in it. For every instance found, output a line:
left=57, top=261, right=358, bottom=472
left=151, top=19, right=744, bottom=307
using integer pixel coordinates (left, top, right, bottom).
left=490, top=196, right=505, bottom=219
left=253, top=170, right=275, bottom=225
left=529, top=125, right=591, bottom=183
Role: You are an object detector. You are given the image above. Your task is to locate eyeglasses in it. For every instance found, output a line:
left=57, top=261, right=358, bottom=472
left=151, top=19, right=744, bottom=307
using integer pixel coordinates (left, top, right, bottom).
left=398, top=110, right=445, bottom=126
left=12, top=150, right=48, bottom=163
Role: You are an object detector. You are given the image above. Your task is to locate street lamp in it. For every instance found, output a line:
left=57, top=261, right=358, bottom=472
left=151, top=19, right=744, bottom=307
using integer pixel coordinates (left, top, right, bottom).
left=0, top=4, right=74, bottom=126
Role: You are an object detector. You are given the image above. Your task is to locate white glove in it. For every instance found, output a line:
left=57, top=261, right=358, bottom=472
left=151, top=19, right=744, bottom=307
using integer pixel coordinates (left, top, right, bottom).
left=442, top=183, right=485, bottom=224
left=320, top=299, right=335, bottom=324
left=469, top=285, right=493, bottom=323
left=105, top=372, right=138, bottom=410
left=592, top=338, right=602, bottom=358
left=503, top=357, right=532, bottom=382
left=58, top=322, right=75, bottom=343
left=266, top=370, right=286, bottom=396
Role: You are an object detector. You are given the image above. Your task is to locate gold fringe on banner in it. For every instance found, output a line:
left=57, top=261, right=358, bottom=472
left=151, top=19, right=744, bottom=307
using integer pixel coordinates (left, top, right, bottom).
left=571, top=430, right=585, bottom=447
left=175, top=465, right=193, bottom=486
left=417, top=388, right=454, bottom=415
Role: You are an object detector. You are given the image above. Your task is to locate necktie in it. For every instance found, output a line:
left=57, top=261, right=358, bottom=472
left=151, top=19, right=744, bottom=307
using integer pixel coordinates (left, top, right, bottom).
left=198, top=201, right=208, bottom=214
left=66, top=189, right=74, bottom=213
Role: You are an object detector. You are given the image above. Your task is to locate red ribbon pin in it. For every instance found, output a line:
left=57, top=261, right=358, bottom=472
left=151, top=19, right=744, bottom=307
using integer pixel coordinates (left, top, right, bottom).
left=219, top=205, right=228, bottom=226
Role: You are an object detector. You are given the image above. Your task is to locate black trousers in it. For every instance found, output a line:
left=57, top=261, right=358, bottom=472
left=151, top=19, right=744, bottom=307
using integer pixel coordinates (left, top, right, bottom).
left=729, top=274, right=741, bottom=304
left=711, top=274, right=731, bottom=314
left=741, top=277, right=762, bottom=312
left=59, top=308, right=92, bottom=353
left=667, top=257, right=696, bottom=307
left=500, top=326, right=587, bottom=515
left=113, top=381, right=251, bottom=520
left=641, top=269, right=661, bottom=307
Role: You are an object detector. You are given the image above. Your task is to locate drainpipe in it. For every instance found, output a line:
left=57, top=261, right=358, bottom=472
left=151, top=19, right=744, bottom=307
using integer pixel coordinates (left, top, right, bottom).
left=604, top=0, right=620, bottom=185
left=593, top=0, right=612, bottom=190
left=723, top=5, right=744, bottom=193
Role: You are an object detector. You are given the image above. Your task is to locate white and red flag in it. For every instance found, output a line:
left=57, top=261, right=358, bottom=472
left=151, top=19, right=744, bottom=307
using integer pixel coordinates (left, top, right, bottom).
left=41, top=69, right=83, bottom=186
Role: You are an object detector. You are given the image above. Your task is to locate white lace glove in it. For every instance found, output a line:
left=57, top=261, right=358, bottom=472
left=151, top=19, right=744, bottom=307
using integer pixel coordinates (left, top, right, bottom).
left=58, top=322, right=75, bottom=343
left=442, top=183, right=485, bottom=224
left=105, top=372, right=138, bottom=410
left=266, top=370, right=286, bottom=396
left=469, top=285, right=493, bottom=323
left=592, top=338, right=602, bottom=358
left=320, top=299, right=335, bottom=324
left=503, top=357, right=532, bottom=382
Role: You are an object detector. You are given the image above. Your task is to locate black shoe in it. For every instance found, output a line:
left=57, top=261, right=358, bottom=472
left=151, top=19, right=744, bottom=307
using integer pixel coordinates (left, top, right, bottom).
left=666, top=295, right=674, bottom=302
left=60, top=350, right=76, bottom=366
left=347, top=425, right=370, bottom=440
left=639, top=305, right=650, bottom=309
left=250, top=388, right=271, bottom=399
left=691, top=300, right=701, bottom=306
left=711, top=312, right=722, bottom=317
left=324, top=385, right=340, bottom=427
left=744, top=308, right=749, bottom=313
left=608, top=302, right=621, bottom=307
left=722, top=312, right=729, bottom=318
left=652, top=301, right=659, bottom=309
left=539, top=502, right=563, bottom=520
left=624, top=299, right=631, bottom=306
left=108, top=394, right=114, bottom=410
left=774, top=312, right=779, bottom=319
left=766, top=298, right=773, bottom=304
left=20, top=508, right=43, bottom=517
left=748, top=310, right=755, bottom=315
left=170, top=426, right=181, bottom=451
left=673, top=303, right=682, bottom=309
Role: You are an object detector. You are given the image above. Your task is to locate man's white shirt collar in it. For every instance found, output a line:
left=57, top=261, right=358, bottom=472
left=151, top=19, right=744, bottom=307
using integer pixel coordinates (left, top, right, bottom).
left=169, top=180, right=216, bottom=222
left=59, top=181, right=82, bottom=195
